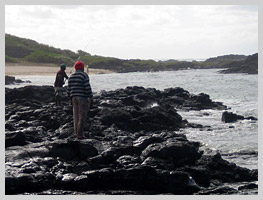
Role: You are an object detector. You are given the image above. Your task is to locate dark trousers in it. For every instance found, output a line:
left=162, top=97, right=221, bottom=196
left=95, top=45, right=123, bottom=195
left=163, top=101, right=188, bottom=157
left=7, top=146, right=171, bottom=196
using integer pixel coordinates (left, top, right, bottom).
left=72, top=97, right=90, bottom=137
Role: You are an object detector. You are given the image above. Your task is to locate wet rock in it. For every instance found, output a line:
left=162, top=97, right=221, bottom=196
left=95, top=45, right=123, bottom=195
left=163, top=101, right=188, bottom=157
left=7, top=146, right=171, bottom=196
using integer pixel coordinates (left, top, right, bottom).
left=81, top=168, right=115, bottom=189
left=5, top=85, right=257, bottom=194
left=160, top=87, right=226, bottom=110
left=133, top=135, right=164, bottom=150
left=71, top=175, right=90, bottom=190
left=62, top=173, right=78, bottom=183
left=196, top=186, right=238, bottom=195
left=141, top=156, right=175, bottom=170
left=163, top=87, right=190, bottom=98
left=34, top=157, right=59, bottom=168
left=141, top=139, right=202, bottom=167
left=5, top=75, right=16, bottom=84
left=197, top=152, right=257, bottom=183
left=72, top=161, right=92, bottom=174
left=222, top=111, right=257, bottom=123
left=222, top=111, right=244, bottom=122
left=238, top=183, right=258, bottom=190
left=6, top=164, right=56, bottom=194
left=97, top=104, right=184, bottom=132
left=136, top=105, right=184, bottom=131
left=87, top=155, right=110, bottom=169
left=48, top=140, right=80, bottom=160
left=6, top=174, right=35, bottom=194
left=21, top=126, right=47, bottom=143
left=5, top=131, right=26, bottom=147
left=116, top=155, right=142, bottom=168
left=98, top=107, right=133, bottom=128
left=5, top=75, right=31, bottom=85
left=182, top=166, right=211, bottom=187
left=5, top=85, right=54, bottom=104
left=5, top=121, right=16, bottom=131
left=78, top=140, right=99, bottom=159
left=151, top=169, right=200, bottom=194
left=47, top=139, right=98, bottom=161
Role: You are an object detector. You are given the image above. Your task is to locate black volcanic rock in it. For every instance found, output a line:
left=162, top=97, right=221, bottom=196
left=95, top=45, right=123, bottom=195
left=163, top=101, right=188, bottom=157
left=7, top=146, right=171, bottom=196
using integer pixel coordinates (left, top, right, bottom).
left=222, top=111, right=257, bottom=123
left=5, top=85, right=257, bottom=195
left=5, top=75, right=31, bottom=85
left=5, top=85, right=54, bottom=103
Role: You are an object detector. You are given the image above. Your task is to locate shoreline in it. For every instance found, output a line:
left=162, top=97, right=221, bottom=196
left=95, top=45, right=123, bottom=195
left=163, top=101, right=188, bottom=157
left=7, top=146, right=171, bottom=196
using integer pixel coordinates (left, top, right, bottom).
left=5, top=64, right=115, bottom=76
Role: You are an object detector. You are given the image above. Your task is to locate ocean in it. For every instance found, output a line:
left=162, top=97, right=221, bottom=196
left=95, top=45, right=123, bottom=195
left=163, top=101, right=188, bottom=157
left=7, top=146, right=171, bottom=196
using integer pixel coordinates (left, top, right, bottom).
left=7, top=68, right=258, bottom=170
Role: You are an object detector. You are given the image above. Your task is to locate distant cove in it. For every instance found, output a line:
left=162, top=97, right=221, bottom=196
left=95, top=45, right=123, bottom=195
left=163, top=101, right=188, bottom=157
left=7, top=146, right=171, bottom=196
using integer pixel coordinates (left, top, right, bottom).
left=5, top=34, right=258, bottom=74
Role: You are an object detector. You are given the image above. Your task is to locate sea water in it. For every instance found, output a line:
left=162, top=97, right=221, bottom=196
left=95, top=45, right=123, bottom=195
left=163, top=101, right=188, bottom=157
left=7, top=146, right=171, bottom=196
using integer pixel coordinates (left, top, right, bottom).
left=8, top=69, right=258, bottom=170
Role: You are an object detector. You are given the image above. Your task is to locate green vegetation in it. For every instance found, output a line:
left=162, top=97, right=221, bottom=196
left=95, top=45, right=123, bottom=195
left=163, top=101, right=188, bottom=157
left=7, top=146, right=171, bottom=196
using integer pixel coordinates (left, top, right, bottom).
left=5, top=34, right=77, bottom=65
left=5, top=55, right=18, bottom=63
left=202, top=54, right=248, bottom=69
left=24, top=50, right=74, bottom=64
left=5, top=33, right=257, bottom=74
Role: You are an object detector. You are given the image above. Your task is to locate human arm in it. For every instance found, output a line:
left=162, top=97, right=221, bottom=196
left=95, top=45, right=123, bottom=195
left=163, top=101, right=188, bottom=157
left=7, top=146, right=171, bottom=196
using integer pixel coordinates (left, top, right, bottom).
left=84, top=75, right=93, bottom=99
left=63, top=71, right=69, bottom=80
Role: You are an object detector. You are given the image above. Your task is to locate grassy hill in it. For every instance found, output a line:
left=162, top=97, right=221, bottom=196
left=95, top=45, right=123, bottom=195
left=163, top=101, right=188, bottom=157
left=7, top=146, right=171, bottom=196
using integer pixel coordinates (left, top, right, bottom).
left=5, top=34, right=78, bottom=65
left=5, top=34, right=257, bottom=74
left=5, top=34, right=198, bottom=72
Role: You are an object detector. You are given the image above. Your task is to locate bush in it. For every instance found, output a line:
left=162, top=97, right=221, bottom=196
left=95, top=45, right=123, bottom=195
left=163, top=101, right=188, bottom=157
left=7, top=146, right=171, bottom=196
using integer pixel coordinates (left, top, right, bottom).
left=24, top=51, right=74, bottom=65
left=5, top=55, right=18, bottom=63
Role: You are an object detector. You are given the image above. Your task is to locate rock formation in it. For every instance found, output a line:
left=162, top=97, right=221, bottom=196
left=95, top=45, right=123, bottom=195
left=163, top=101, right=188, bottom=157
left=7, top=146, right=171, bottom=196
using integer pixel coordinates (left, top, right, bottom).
left=5, top=85, right=257, bottom=195
left=5, top=75, right=31, bottom=85
left=222, top=111, right=257, bottom=123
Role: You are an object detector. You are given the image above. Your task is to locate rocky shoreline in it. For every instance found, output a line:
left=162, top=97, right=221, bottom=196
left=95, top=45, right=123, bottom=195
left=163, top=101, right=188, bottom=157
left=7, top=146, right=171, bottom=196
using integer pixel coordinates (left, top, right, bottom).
left=5, top=85, right=257, bottom=195
left=218, top=53, right=258, bottom=75
left=5, top=75, right=31, bottom=85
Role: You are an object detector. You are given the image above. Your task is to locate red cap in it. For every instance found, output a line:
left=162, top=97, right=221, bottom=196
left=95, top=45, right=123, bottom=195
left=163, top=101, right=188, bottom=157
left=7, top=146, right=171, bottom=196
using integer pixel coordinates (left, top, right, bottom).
left=74, top=61, right=85, bottom=70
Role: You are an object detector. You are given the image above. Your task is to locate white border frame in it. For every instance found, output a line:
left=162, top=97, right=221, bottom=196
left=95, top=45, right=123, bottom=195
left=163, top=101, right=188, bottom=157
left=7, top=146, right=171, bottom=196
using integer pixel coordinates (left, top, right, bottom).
left=1, top=1, right=261, bottom=200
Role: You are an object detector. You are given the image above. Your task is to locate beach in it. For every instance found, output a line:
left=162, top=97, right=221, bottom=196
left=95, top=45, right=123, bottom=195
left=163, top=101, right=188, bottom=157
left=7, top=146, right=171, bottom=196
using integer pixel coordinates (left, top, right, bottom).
left=5, top=64, right=115, bottom=76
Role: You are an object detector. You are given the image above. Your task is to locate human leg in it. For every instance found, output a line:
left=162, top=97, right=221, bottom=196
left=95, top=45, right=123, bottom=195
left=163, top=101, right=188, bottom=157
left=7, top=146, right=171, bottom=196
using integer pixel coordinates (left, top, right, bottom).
left=54, top=87, right=58, bottom=106
left=55, top=87, right=64, bottom=106
left=72, top=97, right=79, bottom=137
left=76, top=99, right=89, bottom=138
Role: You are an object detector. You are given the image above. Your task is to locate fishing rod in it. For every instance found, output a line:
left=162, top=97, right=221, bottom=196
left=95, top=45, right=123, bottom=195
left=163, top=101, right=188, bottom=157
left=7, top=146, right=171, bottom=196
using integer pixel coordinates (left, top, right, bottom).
left=65, top=40, right=92, bottom=83
left=69, top=40, right=92, bottom=74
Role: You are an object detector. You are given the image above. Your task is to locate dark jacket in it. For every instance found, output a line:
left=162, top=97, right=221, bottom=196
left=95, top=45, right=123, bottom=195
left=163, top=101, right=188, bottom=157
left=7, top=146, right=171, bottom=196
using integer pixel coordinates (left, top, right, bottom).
left=54, top=70, right=68, bottom=87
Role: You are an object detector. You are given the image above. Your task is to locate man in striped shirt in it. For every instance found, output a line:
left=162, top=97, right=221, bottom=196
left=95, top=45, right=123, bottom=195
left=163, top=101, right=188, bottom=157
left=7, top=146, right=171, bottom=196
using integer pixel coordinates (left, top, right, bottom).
left=68, top=61, right=93, bottom=139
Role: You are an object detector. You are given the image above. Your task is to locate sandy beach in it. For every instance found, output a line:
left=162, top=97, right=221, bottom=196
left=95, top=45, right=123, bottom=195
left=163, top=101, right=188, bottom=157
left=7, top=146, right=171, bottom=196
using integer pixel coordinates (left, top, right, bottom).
left=5, top=64, right=115, bottom=76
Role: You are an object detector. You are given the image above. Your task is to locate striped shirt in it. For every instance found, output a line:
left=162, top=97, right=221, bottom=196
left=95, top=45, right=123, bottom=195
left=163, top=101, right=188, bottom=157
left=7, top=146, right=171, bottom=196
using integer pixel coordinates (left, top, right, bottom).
left=68, top=70, right=93, bottom=100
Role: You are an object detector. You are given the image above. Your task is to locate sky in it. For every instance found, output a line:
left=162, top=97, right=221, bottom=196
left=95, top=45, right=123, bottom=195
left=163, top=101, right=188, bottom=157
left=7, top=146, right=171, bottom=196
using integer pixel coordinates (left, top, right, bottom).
left=5, top=5, right=258, bottom=60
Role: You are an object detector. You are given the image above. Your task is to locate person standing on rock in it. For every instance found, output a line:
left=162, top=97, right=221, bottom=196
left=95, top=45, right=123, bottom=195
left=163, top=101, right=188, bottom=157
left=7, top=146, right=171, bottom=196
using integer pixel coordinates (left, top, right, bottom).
left=54, top=64, right=68, bottom=106
left=67, top=61, right=93, bottom=139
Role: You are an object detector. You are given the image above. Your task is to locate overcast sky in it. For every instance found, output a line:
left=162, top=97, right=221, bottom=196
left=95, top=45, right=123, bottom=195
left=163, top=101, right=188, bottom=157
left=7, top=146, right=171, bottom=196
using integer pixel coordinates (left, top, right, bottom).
left=5, top=5, right=258, bottom=60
